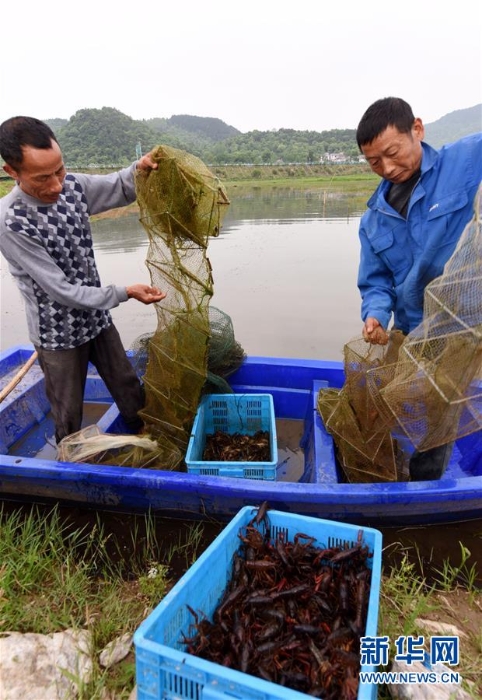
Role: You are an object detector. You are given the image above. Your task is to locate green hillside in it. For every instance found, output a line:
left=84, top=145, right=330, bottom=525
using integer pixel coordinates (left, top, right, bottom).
left=52, top=108, right=160, bottom=166
left=152, top=114, right=240, bottom=141
left=424, top=104, right=481, bottom=148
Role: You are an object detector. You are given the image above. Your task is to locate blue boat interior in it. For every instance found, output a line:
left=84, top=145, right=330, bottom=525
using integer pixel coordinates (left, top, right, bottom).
left=1, top=345, right=481, bottom=482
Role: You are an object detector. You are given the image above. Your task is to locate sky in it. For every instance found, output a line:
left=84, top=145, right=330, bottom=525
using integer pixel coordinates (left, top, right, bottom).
left=1, top=0, right=481, bottom=134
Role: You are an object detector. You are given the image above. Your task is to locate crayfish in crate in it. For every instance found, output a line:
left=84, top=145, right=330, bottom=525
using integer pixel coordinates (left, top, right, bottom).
left=182, top=503, right=373, bottom=699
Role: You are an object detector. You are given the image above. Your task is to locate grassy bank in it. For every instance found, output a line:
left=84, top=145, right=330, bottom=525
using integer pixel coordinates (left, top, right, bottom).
left=0, top=504, right=204, bottom=699
left=1, top=504, right=480, bottom=699
left=211, top=162, right=376, bottom=185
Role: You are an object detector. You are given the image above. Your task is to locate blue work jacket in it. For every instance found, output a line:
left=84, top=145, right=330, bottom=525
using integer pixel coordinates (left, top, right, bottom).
left=357, top=133, right=482, bottom=333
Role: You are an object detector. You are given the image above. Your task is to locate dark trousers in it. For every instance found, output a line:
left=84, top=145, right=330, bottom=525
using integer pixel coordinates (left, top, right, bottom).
left=36, top=324, right=144, bottom=443
left=409, top=442, right=454, bottom=481
left=390, top=328, right=454, bottom=482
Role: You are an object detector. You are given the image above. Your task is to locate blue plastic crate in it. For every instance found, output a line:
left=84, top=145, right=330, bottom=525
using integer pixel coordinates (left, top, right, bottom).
left=185, top=394, right=278, bottom=480
left=134, top=506, right=382, bottom=700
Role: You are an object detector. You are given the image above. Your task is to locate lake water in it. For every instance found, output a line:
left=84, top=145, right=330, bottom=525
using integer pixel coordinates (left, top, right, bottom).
left=1, top=185, right=366, bottom=360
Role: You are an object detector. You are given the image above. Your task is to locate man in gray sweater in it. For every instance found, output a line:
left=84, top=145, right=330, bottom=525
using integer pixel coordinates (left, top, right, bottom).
left=0, top=116, right=166, bottom=443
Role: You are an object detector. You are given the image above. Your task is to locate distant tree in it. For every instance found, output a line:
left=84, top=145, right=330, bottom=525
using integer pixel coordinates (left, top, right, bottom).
left=44, top=118, right=69, bottom=132
left=166, top=115, right=240, bottom=141
left=58, top=107, right=159, bottom=165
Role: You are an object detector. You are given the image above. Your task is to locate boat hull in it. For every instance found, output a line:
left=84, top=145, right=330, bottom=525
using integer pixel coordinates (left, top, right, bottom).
left=1, top=345, right=481, bottom=525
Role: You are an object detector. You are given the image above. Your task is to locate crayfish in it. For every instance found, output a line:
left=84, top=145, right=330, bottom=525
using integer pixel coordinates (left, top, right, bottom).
left=183, top=508, right=373, bottom=697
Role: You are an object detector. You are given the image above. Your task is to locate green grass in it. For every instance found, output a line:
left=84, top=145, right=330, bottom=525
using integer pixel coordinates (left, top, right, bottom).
left=224, top=172, right=379, bottom=189
left=0, top=504, right=205, bottom=698
left=432, top=541, right=480, bottom=595
left=378, top=544, right=482, bottom=699
left=379, top=553, right=437, bottom=638
left=0, top=179, right=14, bottom=197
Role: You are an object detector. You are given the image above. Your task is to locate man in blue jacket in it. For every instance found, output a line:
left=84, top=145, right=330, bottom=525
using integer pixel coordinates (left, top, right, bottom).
left=355, top=97, right=482, bottom=479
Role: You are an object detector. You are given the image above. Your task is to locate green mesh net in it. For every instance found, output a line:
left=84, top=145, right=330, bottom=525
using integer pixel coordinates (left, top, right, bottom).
left=58, top=145, right=243, bottom=469
left=130, top=307, right=246, bottom=397
left=134, top=145, right=230, bottom=468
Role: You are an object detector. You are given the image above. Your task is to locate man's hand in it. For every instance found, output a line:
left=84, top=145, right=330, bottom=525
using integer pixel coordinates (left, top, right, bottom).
left=362, top=317, right=389, bottom=345
left=136, top=152, right=158, bottom=172
left=126, top=284, right=166, bottom=305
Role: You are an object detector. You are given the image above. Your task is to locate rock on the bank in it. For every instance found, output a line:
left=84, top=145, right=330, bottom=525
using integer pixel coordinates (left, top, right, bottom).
left=0, top=629, right=92, bottom=700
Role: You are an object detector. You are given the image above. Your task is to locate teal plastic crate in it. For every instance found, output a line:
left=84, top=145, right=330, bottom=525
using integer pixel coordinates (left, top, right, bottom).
left=185, top=394, right=278, bottom=479
left=134, top=506, right=382, bottom=700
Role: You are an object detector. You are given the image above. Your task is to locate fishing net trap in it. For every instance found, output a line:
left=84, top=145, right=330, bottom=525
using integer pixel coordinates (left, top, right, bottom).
left=58, top=145, right=246, bottom=469
left=318, top=185, right=482, bottom=483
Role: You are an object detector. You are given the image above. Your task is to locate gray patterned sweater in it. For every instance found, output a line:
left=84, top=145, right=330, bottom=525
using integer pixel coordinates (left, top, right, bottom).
left=0, top=164, right=137, bottom=349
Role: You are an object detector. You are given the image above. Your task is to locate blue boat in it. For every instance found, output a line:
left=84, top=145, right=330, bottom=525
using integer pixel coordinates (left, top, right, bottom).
left=1, top=344, right=481, bottom=525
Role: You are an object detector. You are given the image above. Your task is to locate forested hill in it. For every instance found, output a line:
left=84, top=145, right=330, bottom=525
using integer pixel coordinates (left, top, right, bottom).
left=44, top=104, right=481, bottom=167
left=424, top=105, right=481, bottom=148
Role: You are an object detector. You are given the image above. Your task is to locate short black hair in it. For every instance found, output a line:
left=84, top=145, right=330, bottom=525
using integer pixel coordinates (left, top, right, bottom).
left=0, top=116, right=58, bottom=169
left=356, top=97, right=416, bottom=150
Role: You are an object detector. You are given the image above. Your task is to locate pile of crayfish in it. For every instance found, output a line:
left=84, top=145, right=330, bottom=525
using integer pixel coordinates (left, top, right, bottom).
left=202, top=429, right=270, bottom=462
left=182, top=505, right=372, bottom=699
